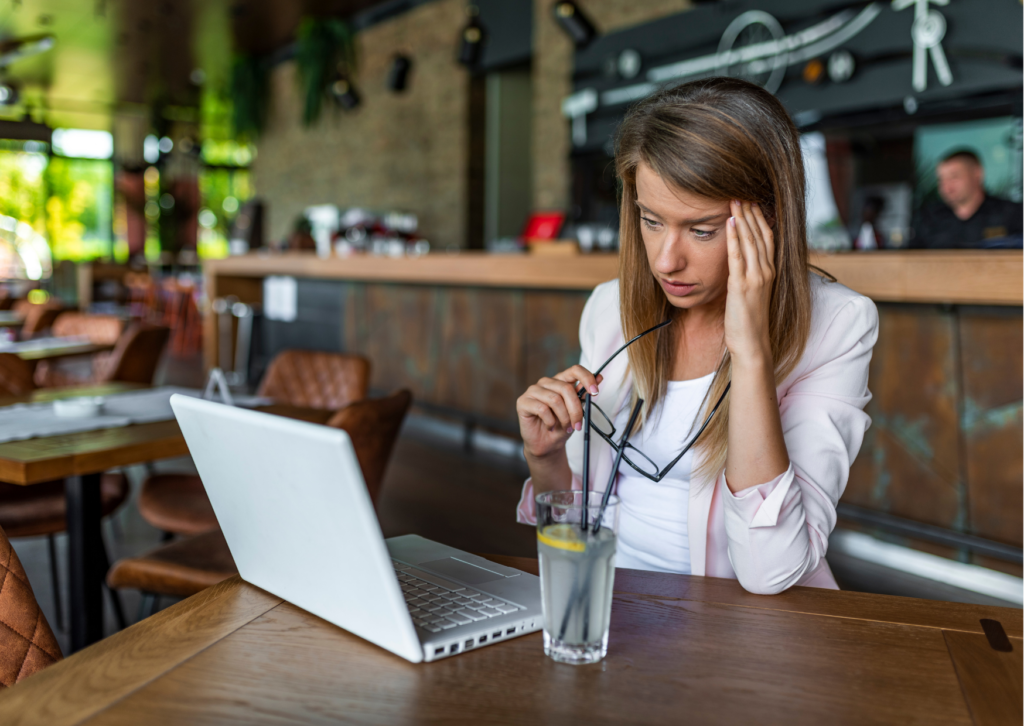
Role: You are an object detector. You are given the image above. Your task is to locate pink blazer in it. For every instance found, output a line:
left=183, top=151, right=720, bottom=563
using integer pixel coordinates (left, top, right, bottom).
left=517, top=273, right=878, bottom=594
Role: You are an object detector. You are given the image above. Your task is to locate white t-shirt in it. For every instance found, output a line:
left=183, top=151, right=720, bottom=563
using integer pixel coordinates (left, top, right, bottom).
left=613, top=372, right=714, bottom=574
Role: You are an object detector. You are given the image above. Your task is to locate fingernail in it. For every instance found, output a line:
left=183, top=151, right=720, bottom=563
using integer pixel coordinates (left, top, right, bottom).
left=574, top=422, right=582, bottom=431
left=729, top=216, right=736, bottom=227
left=752, top=202, right=759, bottom=208
left=589, top=385, right=599, bottom=395
left=567, top=427, right=574, bottom=434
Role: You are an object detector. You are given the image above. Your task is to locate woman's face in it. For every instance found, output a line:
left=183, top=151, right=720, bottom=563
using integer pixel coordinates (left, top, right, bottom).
left=635, top=161, right=731, bottom=311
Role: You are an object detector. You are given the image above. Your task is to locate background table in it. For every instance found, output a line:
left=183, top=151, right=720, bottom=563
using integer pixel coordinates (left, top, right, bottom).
left=0, top=384, right=331, bottom=652
left=1, top=555, right=1019, bottom=725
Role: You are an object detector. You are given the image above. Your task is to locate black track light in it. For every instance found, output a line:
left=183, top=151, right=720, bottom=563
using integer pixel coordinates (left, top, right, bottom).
left=552, top=2, right=596, bottom=48
left=457, top=5, right=485, bottom=68
left=388, top=55, right=412, bottom=92
left=331, top=77, right=361, bottom=110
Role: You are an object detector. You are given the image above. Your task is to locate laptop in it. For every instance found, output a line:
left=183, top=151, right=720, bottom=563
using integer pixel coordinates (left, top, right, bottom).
left=169, top=394, right=543, bottom=663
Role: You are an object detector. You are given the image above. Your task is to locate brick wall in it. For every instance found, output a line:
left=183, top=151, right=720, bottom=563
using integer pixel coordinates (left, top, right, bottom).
left=253, top=0, right=469, bottom=246
left=530, top=0, right=693, bottom=211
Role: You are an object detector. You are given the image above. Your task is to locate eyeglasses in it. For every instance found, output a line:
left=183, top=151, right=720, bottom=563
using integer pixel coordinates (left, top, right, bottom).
left=575, top=319, right=731, bottom=482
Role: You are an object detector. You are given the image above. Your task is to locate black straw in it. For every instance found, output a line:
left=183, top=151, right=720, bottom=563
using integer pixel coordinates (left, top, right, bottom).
left=592, top=397, right=643, bottom=535
left=580, top=394, right=591, bottom=531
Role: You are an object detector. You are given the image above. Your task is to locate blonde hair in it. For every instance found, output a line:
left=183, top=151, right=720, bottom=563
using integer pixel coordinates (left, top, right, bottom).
left=615, top=77, right=813, bottom=481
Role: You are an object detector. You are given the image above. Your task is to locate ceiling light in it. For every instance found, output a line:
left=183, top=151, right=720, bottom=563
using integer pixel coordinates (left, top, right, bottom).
left=553, top=2, right=596, bottom=48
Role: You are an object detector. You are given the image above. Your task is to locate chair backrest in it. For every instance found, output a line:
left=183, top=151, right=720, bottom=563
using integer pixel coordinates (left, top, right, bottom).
left=326, top=389, right=412, bottom=504
left=18, top=303, right=63, bottom=338
left=0, top=524, right=62, bottom=687
left=257, top=350, right=371, bottom=410
left=51, top=312, right=125, bottom=345
left=100, top=323, right=171, bottom=384
left=0, top=354, right=35, bottom=397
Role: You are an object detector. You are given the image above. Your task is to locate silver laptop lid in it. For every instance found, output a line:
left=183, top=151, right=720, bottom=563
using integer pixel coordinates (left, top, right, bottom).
left=170, top=394, right=423, bottom=662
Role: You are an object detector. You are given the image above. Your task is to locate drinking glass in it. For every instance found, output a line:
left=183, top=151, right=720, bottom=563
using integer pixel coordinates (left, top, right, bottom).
left=535, top=490, right=620, bottom=665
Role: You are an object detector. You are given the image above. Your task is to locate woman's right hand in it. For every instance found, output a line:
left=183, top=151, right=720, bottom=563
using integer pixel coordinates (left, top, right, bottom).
left=516, top=365, right=603, bottom=460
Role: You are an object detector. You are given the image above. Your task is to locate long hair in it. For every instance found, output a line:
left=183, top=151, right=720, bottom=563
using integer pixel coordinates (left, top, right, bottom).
left=615, top=77, right=813, bottom=482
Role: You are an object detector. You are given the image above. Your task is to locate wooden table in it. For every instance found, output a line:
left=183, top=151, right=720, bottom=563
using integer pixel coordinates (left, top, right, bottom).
left=1, top=556, right=1019, bottom=725
left=0, top=311, right=24, bottom=328
left=11, top=341, right=114, bottom=363
left=0, top=385, right=331, bottom=653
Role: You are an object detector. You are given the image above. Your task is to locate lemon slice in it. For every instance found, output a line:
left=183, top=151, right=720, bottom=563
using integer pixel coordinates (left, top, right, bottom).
left=537, top=524, right=586, bottom=552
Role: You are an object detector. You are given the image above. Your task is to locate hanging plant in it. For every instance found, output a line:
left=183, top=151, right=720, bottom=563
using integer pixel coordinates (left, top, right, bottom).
left=295, top=17, right=357, bottom=127
left=229, top=54, right=269, bottom=141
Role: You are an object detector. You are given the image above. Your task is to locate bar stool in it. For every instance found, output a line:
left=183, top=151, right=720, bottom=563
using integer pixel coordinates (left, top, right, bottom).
left=109, top=390, right=413, bottom=619
left=137, top=349, right=371, bottom=537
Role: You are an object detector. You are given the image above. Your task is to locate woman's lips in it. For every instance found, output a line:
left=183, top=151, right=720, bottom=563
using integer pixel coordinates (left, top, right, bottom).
left=659, top=279, right=696, bottom=296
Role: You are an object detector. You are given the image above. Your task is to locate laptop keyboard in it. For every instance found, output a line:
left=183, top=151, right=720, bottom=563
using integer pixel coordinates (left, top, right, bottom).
left=393, top=560, right=524, bottom=633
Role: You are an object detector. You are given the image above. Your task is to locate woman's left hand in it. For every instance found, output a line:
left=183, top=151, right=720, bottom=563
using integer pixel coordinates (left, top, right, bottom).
left=724, top=200, right=775, bottom=365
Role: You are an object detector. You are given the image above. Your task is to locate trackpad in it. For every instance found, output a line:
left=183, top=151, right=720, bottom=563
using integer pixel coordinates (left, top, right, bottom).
left=419, top=558, right=505, bottom=585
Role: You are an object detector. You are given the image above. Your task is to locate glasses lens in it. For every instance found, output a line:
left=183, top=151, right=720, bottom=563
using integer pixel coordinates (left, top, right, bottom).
left=621, top=443, right=659, bottom=478
left=588, top=402, right=615, bottom=436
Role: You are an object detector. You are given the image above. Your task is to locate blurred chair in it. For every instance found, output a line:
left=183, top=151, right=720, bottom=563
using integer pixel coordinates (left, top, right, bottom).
left=33, top=313, right=126, bottom=388
left=110, top=390, right=413, bottom=618
left=135, top=349, right=372, bottom=537
left=257, top=350, right=371, bottom=410
left=160, top=277, right=202, bottom=356
left=0, top=353, right=35, bottom=397
left=98, top=323, right=170, bottom=385
left=13, top=301, right=63, bottom=339
left=124, top=272, right=160, bottom=322
left=0, top=524, right=62, bottom=688
left=36, top=323, right=171, bottom=389
left=0, top=356, right=130, bottom=631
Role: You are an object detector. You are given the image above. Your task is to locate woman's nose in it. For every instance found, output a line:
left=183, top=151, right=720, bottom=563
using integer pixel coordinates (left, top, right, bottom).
left=654, top=235, right=685, bottom=274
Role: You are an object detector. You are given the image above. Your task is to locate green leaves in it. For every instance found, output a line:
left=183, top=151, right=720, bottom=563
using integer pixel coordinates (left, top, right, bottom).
left=295, top=17, right=357, bottom=127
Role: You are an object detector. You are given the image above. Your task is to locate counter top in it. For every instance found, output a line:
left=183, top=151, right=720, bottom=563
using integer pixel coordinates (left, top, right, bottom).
left=205, top=249, right=1022, bottom=305
left=809, top=249, right=1021, bottom=306
left=204, top=251, right=619, bottom=291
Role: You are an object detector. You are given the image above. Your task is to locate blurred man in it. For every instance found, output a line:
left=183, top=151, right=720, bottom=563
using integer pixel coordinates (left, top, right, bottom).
left=911, top=150, right=1022, bottom=248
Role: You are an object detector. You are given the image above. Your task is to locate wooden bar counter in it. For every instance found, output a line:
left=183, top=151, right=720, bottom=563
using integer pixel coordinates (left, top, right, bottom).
left=204, top=248, right=1023, bottom=574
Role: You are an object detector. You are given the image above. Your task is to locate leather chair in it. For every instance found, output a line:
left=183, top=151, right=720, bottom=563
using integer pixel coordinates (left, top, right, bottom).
left=0, top=358, right=130, bottom=631
left=257, top=350, right=371, bottom=410
left=33, top=313, right=126, bottom=388
left=0, top=354, right=35, bottom=398
left=136, top=348, right=371, bottom=537
left=36, top=323, right=171, bottom=389
left=0, top=524, right=62, bottom=688
left=109, top=390, right=413, bottom=618
left=13, top=301, right=63, bottom=339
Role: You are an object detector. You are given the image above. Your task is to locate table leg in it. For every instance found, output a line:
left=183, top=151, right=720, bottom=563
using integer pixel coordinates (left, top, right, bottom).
left=66, top=473, right=104, bottom=652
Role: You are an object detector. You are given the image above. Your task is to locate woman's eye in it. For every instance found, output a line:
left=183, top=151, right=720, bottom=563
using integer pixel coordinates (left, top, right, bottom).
left=692, top=228, right=715, bottom=240
left=640, top=216, right=661, bottom=231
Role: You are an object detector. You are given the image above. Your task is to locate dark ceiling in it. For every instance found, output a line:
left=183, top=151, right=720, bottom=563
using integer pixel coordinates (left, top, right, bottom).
left=0, top=0, right=385, bottom=131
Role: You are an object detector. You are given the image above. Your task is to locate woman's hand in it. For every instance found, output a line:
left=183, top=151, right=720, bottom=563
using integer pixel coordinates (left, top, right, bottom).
left=724, top=200, right=775, bottom=366
left=517, top=365, right=603, bottom=460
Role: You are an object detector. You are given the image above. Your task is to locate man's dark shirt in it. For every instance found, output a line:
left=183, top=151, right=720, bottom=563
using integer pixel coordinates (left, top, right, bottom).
left=910, top=195, right=1023, bottom=249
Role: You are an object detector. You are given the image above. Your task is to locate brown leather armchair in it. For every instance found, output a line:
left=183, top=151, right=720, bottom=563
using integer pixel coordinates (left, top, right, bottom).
left=33, top=313, right=126, bottom=388
left=0, top=524, right=62, bottom=688
left=34, top=322, right=170, bottom=389
left=257, top=350, right=371, bottom=410
left=109, top=390, right=413, bottom=618
left=137, top=348, right=371, bottom=537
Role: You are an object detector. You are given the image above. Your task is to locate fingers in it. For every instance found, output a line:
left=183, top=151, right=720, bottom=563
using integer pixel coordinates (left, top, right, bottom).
left=554, top=365, right=602, bottom=397
left=726, top=213, right=745, bottom=278
left=732, top=200, right=774, bottom=280
left=529, top=382, right=577, bottom=432
left=751, top=203, right=775, bottom=273
left=741, top=202, right=768, bottom=272
left=517, top=395, right=560, bottom=431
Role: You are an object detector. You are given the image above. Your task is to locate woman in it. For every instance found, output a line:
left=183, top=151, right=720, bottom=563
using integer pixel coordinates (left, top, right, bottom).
left=515, top=78, right=877, bottom=594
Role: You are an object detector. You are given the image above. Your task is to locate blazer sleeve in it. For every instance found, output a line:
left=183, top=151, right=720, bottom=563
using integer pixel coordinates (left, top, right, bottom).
left=718, top=294, right=878, bottom=594
left=515, top=284, right=607, bottom=524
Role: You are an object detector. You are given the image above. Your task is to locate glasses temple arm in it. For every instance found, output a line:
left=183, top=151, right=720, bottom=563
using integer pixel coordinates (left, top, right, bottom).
left=592, top=397, right=644, bottom=534
left=592, top=318, right=672, bottom=378
left=656, top=381, right=732, bottom=479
